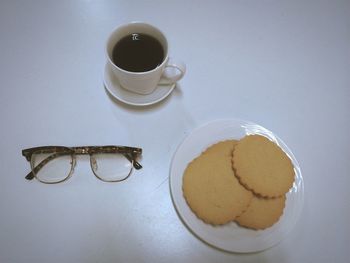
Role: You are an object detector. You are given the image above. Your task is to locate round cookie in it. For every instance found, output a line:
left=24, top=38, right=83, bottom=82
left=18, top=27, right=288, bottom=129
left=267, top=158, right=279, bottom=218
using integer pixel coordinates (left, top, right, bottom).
left=183, top=140, right=253, bottom=225
left=235, top=195, right=286, bottom=230
left=232, top=135, right=295, bottom=197
left=202, top=140, right=237, bottom=156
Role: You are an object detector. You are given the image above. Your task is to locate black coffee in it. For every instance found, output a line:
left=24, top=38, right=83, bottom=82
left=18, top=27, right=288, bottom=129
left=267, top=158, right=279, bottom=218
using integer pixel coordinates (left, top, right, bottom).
left=112, top=33, right=164, bottom=72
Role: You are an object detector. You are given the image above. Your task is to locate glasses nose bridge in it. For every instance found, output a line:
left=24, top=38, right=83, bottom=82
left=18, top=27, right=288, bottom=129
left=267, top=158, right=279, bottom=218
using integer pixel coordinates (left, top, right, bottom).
left=73, top=147, right=92, bottom=155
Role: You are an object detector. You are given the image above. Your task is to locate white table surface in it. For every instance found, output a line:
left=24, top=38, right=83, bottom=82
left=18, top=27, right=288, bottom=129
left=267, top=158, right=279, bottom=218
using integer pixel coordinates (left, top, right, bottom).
left=1, top=1, right=349, bottom=262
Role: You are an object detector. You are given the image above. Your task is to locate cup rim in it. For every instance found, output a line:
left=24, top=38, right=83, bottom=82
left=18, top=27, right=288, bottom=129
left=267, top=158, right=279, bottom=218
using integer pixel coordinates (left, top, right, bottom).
left=106, top=21, right=169, bottom=75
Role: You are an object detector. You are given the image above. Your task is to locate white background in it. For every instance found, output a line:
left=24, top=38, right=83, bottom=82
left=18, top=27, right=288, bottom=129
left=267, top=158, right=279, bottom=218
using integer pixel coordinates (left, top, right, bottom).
left=0, top=0, right=349, bottom=262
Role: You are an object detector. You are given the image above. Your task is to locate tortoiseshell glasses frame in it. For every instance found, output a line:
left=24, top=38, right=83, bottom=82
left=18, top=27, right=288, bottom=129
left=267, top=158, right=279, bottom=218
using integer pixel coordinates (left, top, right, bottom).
left=22, top=145, right=142, bottom=184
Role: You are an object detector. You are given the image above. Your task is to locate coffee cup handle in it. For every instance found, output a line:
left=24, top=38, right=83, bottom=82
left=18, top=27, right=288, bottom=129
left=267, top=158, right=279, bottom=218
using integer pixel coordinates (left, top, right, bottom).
left=159, top=58, right=186, bottom=85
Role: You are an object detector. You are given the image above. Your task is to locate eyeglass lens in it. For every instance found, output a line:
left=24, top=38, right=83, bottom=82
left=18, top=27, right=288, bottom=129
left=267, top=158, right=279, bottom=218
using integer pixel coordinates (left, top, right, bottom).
left=31, top=153, right=74, bottom=183
left=90, top=153, right=133, bottom=182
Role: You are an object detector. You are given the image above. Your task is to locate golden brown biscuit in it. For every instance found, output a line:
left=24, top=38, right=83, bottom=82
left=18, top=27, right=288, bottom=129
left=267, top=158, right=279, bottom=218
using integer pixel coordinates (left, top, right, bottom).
left=232, top=135, right=295, bottom=197
left=202, top=140, right=237, bottom=156
left=183, top=140, right=253, bottom=225
left=235, top=195, right=286, bottom=230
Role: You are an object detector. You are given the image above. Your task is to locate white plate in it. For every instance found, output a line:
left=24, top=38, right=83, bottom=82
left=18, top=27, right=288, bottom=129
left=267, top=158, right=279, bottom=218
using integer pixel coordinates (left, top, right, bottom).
left=169, top=119, right=304, bottom=253
left=103, top=63, right=176, bottom=106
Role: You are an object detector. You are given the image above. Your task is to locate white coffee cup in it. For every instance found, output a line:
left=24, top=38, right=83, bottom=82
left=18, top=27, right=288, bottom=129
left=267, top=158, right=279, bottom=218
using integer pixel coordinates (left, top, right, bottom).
left=106, top=22, right=186, bottom=95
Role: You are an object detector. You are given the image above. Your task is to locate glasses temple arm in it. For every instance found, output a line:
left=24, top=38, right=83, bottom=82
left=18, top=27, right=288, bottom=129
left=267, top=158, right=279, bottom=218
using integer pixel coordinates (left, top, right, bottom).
left=124, top=154, right=142, bottom=170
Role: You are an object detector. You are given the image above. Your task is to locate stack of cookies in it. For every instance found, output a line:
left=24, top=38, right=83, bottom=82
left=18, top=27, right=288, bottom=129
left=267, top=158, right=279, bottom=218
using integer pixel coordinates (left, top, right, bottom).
left=182, top=135, right=295, bottom=230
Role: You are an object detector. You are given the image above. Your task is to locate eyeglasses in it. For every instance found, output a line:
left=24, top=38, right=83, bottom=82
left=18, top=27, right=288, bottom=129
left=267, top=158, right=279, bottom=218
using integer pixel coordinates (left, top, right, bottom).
left=22, top=145, right=142, bottom=184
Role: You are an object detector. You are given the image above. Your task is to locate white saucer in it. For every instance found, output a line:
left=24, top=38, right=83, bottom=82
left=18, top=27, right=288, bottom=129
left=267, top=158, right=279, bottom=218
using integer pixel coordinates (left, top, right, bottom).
left=103, top=63, right=176, bottom=106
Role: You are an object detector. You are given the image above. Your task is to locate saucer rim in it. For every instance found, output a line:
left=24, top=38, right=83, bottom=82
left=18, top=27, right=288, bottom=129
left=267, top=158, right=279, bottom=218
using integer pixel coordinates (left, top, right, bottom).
left=103, top=62, right=176, bottom=107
